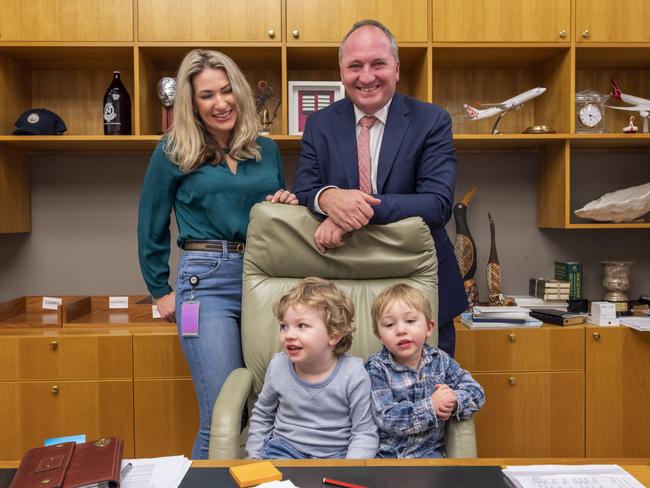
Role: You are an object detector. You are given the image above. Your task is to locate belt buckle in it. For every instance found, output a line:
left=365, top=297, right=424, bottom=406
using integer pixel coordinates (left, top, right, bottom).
left=235, top=242, right=245, bottom=253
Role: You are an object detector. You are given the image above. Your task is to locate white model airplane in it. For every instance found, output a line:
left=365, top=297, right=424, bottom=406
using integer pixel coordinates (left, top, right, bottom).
left=463, top=87, right=547, bottom=134
left=607, top=79, right=650, bottom=133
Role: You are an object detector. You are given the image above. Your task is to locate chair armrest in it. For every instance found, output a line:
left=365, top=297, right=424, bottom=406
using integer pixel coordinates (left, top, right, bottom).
left=208, top=368, right=253, bottom=459
left=445, top=417, right=477, bottom=458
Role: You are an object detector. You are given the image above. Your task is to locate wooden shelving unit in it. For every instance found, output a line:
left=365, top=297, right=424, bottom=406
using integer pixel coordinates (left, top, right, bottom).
left=1, top=0, right=649, bottom=233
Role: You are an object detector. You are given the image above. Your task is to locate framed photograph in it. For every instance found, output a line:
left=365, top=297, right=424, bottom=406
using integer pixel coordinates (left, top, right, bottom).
left=288, top=81, right=345, bottom=135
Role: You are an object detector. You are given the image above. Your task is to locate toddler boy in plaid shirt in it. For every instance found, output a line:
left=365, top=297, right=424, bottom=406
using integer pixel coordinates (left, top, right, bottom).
left=365, top=284, right=485, bottom=458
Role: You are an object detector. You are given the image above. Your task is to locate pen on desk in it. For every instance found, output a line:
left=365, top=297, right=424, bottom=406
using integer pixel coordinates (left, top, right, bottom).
left=120, top=462, right=133, bottom=481
left=322, top=477, right=367, bottom=488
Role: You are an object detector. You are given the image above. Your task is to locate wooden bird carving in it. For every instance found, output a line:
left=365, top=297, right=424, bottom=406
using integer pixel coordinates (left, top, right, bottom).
left=486, top=212, right=505, bottom=306
left=453, top=186, right=479, bottom=307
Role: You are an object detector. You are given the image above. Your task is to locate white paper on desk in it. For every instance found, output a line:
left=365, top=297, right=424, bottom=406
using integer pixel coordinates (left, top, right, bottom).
left=258, top=481, right=299, bottom=488
left=121, top=456, right=192, bottom=488
left=503, top=464, right=645, bottom=488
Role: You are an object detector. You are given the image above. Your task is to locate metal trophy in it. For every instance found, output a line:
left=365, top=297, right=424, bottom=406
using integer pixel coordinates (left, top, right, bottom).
left=157, top=77, right=176, bottom=133
left=600, top=261, right=634, bottom=313
left=255, top=80, right=281, bottom=134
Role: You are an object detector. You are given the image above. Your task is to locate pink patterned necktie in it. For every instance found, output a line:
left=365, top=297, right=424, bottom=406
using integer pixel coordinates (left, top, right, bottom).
left=357, top=115, right=377, bottom=193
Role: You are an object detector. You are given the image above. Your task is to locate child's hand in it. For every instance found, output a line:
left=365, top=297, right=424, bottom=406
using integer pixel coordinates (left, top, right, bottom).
left=431, top=384, right=457, bottom=421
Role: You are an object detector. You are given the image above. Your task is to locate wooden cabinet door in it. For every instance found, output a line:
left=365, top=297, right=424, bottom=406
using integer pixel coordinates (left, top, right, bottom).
left=286, top=0, right=427, bottom=43
left=134, top=379, right=198, bottom=457
left=576, top=0, right=650, bottom=42
left=133, top=334, right=190, bottom=378
left=138, top=0, right=281, bottom=42
left=586, top=327, right=650, bottom=457
left=472, top=372, right=585, bottom=457
left=0, top=0, right=133, bottom=42
left=0, top=336, right=132, bottom=381
left=0, top=380, right=134, bottom=460
left=455, top=326, right=584, bottom=372
left=432, top=0, right=570, bottom=42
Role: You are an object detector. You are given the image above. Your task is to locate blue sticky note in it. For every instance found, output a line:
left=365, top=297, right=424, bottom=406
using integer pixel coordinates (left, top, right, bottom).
left=44, top=434, right=86, bottom=446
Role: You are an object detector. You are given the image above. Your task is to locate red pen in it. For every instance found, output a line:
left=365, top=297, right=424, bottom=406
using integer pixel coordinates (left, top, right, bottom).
left=322, top=477, right=368, bottom=488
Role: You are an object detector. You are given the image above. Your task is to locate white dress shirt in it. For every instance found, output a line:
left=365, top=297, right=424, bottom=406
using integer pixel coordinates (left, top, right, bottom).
left=314, top=99, right=393, bottom=215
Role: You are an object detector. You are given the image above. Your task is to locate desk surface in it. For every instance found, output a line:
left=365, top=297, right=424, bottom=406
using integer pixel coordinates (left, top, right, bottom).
left=2, top=459, right=649, bottom=488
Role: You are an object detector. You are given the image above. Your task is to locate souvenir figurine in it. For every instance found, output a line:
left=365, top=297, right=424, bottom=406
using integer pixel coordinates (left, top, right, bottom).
left=453, top=186, right=479, bottom=308
left=486, top=212, right=505, bottom=306
left=255, top=80, right=281, bottom=134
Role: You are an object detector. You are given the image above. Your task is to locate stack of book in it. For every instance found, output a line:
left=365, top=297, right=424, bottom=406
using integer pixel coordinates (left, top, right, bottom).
left=529, top=278, right=570, bottom=300
left=460, top=306, right=542, bottom=329
left=510, top=295, right=569, bottom=311
left=554, top=261, right=583, bottom=299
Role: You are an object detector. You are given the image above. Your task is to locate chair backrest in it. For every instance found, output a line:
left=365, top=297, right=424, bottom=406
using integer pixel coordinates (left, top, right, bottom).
left=242, top=203, right=439, bottom=394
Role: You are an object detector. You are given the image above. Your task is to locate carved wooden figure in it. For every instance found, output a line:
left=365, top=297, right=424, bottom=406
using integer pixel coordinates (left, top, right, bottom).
left=486, top=212, right=506, bottom=306
left=453, top=186, right=479, bottom=307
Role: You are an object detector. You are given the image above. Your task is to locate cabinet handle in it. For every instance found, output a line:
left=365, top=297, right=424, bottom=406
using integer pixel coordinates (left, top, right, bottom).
left=508, top=333, right=516, bottom=343
left=508, top=377, right=517, bottom=386
left=49, top=340, right=58, bottom=351
left=592, top=332, right=601, bottom=340
left=292, top=29, right=300, bottom=39
left=582, top=30, right=591, bottom=39
left=267, top=29, right=275, bottom=39
left=559, top=30, right=567, bottom=39
left=51, top=385, right=59, bottom=395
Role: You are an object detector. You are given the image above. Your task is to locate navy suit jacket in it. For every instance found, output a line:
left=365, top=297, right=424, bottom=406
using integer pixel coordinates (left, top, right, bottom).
left=293, top=93, right=467, bottom=326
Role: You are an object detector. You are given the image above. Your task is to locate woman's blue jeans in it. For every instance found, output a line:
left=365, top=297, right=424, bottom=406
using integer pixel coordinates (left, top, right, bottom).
left=175, top=245, right=244, bottom=459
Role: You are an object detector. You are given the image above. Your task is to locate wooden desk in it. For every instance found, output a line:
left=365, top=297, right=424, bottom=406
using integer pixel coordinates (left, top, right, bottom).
left=1, top=459, right=648, bottom=487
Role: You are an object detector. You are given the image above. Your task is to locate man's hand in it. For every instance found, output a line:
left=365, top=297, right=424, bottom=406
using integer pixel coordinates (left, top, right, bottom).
left=313, top=217, right=347, bottom=253
left=265, top=189, right=299, bottom=205
left=319, top=188, right=381, bottom=232
left=155, top=291, right=176, bottom=322
left=431, top=384, right=458, bottom=421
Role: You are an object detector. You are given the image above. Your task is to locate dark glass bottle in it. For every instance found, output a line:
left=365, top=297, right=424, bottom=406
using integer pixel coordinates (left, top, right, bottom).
left=103, top=71, right=132, bottom=135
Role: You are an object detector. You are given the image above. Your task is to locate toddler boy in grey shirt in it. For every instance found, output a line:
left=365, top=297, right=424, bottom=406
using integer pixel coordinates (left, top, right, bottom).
left=246, top=277, right=378, bottom=459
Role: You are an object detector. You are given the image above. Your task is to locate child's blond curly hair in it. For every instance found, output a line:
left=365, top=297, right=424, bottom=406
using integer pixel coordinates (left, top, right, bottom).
left=274, top=277, right=355, bottom=355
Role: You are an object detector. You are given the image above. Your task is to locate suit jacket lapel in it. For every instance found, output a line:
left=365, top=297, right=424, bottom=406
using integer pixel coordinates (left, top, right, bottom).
left=333, top=99, right=359, bottom=189
left=377, top=93, right=410, bottom=192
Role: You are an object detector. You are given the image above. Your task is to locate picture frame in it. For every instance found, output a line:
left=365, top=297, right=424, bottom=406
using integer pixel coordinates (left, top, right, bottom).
left=288, top=81, right=345, bottom=135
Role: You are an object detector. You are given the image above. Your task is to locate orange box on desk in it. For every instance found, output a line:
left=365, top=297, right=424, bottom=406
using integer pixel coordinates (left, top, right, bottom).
left=229, top=461, right=282, bottom=487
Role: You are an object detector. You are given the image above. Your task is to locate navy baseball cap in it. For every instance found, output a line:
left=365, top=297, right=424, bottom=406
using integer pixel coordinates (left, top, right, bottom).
left=13, top=108, right=67, bottom=135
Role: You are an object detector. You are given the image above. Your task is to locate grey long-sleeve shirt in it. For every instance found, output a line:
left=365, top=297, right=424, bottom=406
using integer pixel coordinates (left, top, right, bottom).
left=246, top=353, right=379, bottom=459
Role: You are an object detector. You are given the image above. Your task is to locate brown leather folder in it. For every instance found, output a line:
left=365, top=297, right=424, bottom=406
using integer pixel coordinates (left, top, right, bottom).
left=10, top=437, right=123, bottom=488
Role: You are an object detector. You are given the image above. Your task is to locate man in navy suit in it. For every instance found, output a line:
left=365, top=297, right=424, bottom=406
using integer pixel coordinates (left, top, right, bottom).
left=290, top=20, right=466, bottom=356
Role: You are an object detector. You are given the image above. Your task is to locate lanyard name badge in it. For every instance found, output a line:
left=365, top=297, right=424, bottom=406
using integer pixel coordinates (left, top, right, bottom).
left=181, top=275, right=200, bottom=336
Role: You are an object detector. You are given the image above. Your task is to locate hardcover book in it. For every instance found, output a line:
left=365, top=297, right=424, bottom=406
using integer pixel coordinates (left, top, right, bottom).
left=555, top=261, right=583, bottom=299
left=529, top=308, right=586, bottom=326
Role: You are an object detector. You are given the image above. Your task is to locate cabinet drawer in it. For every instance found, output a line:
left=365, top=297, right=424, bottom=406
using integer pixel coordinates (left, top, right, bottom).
left=0, top=380, right=134, bottom=460
left=133, top=334, right=190, bottom=378
left=134, top=379, right=197, bottom=457
left=138, top=0, right=281, bottom=42
left=0, top=0, right=133, bottom=42
left=473, top=371, right=584, bottom=457
left=455, top=326, right=584, bottom=372
left=433, top=0, right=570, bottom=43
left=0, top=335, right=132, bottom=380
left=287, top=0, right=427, bottom=43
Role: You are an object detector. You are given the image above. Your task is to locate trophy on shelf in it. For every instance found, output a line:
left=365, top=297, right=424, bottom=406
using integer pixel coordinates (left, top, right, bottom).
left=255, top=80, right=281, bottom=134
left=157, top=77, right=176, bottom=133
left=600, top=261, right=634, bottom=314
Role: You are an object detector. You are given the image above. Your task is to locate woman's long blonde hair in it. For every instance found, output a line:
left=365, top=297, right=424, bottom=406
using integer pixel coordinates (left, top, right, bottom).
left=166, top=49, right=261, bottom=173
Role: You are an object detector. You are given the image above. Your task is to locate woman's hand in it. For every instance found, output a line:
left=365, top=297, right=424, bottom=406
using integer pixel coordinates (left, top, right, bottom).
left=155, top=291, right=176, bottom=322
left=266, top=189, right=299, bottom=205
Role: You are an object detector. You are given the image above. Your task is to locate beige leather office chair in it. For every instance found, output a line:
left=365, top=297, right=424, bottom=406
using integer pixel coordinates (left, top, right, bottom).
left=208, top=203, right=476, bottom=459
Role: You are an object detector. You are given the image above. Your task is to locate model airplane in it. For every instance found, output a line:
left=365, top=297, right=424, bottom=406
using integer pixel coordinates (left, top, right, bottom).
left=463, top=87, right=547, bottom=134
left=607, top=79, right=650, bottom=133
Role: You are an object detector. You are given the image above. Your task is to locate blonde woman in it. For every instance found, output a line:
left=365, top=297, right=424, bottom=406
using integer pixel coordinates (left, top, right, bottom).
left=137, top=49, right=296, bottom=459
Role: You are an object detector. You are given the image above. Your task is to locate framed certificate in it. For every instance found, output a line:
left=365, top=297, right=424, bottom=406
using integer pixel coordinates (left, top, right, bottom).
left=288, top=81, right=345, bottom=135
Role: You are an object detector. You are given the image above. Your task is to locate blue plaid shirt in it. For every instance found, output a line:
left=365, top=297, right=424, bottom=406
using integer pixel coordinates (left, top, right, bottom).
left=365, top=344, right=485, bottom=458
